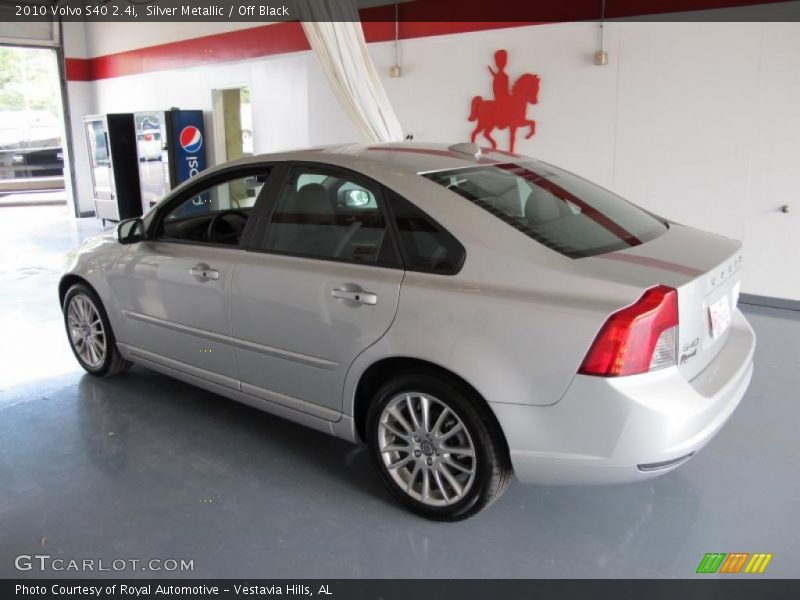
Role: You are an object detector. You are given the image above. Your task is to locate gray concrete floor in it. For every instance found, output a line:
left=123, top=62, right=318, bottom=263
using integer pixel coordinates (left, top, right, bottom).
left=1, top=205, right=798, bottom=579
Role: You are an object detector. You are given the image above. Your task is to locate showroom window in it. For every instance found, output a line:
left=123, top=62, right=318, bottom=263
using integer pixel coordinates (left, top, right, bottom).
left=385, top=190, right=465, bottom=275
left=156, top=170, right=271, bottom=246
left=261, top=167, right=397, bottom=265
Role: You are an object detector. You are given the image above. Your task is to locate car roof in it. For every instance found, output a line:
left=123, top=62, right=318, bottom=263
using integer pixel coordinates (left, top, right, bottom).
left=233, top=142, right=527, bottom=176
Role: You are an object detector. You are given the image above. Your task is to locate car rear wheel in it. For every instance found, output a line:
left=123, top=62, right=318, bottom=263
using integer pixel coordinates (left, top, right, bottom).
left=367, top=372, right=513, bottom=521
left=63, top=283, right=132, bottom=377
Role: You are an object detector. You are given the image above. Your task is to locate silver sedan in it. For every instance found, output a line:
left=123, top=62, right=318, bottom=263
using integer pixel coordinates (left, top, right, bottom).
left=60, top=143, right=755, bottom=520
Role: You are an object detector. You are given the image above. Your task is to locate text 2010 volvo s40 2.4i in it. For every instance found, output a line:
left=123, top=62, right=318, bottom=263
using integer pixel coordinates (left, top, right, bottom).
left=60, top=142, right=755, bottom=520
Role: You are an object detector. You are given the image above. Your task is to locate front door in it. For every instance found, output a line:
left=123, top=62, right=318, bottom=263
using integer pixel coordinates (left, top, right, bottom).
left=231, top=164, right=404, bottom=419
left=109, top=166, right=274, bottom=389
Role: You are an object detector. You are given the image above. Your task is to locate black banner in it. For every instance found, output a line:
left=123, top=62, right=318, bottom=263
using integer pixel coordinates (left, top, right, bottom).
left=3, top=579, right=800, bottom=600
left=1, top=0, right=800, bottom=23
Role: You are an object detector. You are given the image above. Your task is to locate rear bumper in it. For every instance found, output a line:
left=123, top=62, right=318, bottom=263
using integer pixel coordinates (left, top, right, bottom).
left=493, top=309, right=756, bottom=484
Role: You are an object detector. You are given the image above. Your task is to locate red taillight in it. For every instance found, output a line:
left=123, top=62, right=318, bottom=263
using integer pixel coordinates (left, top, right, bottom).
left=579, top=285, right=679, bottom=377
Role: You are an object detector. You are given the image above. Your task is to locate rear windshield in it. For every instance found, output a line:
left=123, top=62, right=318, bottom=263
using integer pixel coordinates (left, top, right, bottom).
left=424, top=162, right=667, bottom=258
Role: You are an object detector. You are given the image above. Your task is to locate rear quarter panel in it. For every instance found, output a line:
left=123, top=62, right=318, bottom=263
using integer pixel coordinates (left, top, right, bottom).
left=342, top=246, right=645, bottom=417
left=334, top=161, right=654, bottom=416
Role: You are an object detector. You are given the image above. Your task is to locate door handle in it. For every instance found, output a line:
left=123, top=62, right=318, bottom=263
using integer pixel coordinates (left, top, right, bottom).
left=189, top=264, right=220, bottom=281
left=331, top=288, right=378, bottom=305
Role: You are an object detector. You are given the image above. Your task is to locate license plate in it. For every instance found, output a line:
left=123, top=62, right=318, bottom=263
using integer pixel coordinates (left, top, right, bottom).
left=708, top=295, right=732, bottom=339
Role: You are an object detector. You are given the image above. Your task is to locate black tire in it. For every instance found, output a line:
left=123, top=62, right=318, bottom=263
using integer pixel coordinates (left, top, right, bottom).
left=62, top=283, right=132, bottom=377
left=366, top=371, right=513, bottom=521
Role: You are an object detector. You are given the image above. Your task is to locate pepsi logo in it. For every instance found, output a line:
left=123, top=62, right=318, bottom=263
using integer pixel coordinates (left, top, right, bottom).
left=179, top=126, right=203, bottom=154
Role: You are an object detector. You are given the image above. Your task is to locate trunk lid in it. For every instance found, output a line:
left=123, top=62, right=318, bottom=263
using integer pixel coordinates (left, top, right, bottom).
left=580, top=223, right=743, bottom=380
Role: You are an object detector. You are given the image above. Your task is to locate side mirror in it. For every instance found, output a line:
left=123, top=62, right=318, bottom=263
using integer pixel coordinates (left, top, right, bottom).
left=343, top=189, right=371, bottom=208
left=115, top=217, right=144, bottom=244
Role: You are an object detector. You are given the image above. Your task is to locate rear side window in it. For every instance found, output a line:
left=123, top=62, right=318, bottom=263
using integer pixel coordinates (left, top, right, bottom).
left=386, top=190, right=465, bottom=275
left=261, top=166, right=397, bottom=266
left=424, top=162, right=667, bottom=258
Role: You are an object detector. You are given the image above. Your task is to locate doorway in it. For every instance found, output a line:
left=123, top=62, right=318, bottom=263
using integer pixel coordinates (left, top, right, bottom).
left=212, top=85, right=253, bottom=166
left=0, top=45, right=66, bottom=205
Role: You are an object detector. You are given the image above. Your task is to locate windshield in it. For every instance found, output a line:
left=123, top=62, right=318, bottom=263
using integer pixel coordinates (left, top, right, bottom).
left=424, top=161, right=668, bottom=258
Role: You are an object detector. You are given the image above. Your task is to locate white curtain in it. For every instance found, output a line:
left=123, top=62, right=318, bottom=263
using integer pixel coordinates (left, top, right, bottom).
left=296, top=0, right=404, bottom=143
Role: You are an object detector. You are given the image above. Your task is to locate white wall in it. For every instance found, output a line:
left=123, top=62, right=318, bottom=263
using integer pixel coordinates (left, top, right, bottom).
left=67, top=20, right=800, bottom=300
left=739, top=23, right=800, bottom=303
left=90, top=51, right=312, bottom=159
left=83, top=22, right=267, bottom=56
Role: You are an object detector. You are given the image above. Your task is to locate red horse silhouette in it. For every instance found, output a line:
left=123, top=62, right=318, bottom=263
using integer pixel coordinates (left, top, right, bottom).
left=469, top=51, right=541, bottom=153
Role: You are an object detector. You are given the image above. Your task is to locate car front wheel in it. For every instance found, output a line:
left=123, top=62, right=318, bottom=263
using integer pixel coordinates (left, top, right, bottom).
left=63, top=283, right=131, bottom=377
left=367, top=372, right=513, bottom=521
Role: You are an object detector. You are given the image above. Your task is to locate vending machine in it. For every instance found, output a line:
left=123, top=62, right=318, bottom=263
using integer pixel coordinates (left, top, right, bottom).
left=135, top=109, right=207, bottom=213
left=83, top=113, right=142, bottom=224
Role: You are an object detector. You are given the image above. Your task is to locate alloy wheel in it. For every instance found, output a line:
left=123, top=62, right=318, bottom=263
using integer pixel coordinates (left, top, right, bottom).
left=67, top=294, right=106, bottom=368
left=377, top=392, right=477, bottom=507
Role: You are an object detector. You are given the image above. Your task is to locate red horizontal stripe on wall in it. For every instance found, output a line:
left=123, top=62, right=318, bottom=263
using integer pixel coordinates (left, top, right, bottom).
left=362, top=21, right=542, bottom=44
left=360, top=0, right=785, bottom=22
left=65, top=21, right=546, bottom=81
left=65, top=58, right=91, bottom=81
left=64, top=0, right=786, bottom=81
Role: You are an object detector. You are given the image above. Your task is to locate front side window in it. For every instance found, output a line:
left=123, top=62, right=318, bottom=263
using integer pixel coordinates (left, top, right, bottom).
left=262, top=167, right=395, bottom=265
left=424, top=162, right=668, bottom=258
left=155, top=170, right=270, bottom=246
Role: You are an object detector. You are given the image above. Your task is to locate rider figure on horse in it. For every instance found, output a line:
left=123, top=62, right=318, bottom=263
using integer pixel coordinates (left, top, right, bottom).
left=469, top=50, right=540, bottom=153
left=488, top=50, right=511, bottom=106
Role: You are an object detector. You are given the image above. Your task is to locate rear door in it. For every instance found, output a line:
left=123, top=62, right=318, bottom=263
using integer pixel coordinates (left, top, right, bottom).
left=230, top=164, right=404, bottom=418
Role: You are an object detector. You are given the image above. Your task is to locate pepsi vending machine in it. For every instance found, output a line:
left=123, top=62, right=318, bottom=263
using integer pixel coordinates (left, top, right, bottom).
left=135, top=109, right=207, bottom=213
